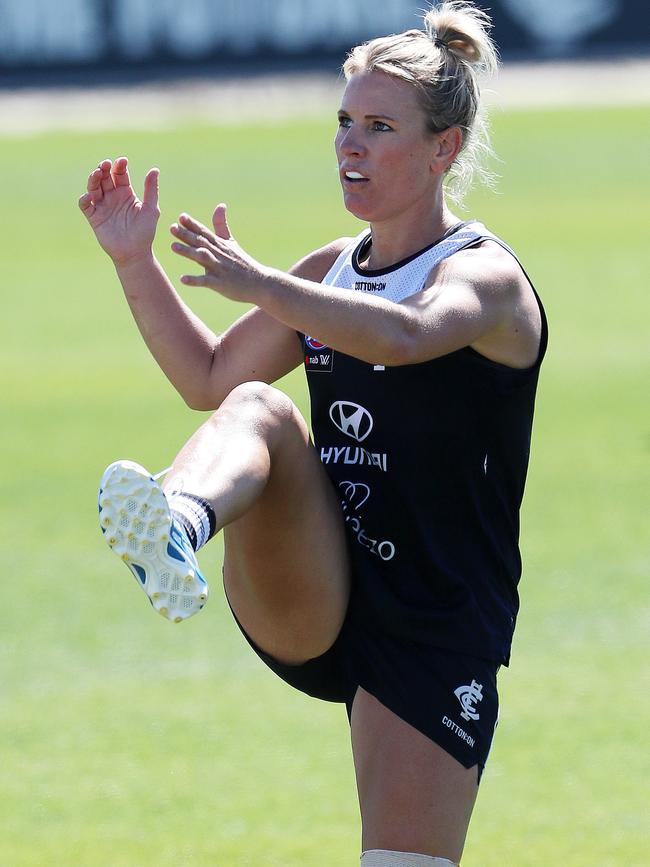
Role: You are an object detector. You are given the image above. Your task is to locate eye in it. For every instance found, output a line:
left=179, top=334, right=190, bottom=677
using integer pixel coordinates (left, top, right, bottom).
left=372, top=121, right=393, bottom=132
left=337, top=115, right=352, bottom=128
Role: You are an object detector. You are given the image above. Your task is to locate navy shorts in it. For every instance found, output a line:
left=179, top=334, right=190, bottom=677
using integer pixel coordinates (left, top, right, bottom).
left=232, top=604, right=500, bottom=776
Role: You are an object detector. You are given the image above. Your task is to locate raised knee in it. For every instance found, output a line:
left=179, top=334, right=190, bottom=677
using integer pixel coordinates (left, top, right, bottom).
left=216, top=382, right=304, bottom=446
left=223, top=381, right=294, bottom=419
left=225, top=380, right=283, bottom=404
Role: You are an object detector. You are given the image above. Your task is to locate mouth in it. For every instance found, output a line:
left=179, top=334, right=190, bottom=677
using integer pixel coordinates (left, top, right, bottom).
left=342, top=169, right=369, bottom=184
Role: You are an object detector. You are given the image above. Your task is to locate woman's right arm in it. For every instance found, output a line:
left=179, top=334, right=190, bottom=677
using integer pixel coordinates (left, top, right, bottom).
left=79, top=157, right=305, bottom=410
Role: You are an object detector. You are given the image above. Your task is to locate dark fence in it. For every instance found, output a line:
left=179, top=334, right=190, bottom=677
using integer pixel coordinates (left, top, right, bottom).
left=0, top=0, right=647, bottom=78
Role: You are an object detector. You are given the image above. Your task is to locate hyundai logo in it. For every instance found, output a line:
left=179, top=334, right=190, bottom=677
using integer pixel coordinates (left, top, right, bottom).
left=329, top=401, right=373, bottom=443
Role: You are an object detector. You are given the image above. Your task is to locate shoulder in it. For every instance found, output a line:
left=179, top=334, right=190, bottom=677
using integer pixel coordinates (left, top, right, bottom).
left=289, top=237, right=356, bottom=282
left=424, top=239, right=542, bottom=369
left=428, top=239, right=526, bottom=299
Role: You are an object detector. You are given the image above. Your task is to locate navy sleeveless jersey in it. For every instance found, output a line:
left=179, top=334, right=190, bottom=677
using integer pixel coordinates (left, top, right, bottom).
left=301, top=222, right=547, bottom=665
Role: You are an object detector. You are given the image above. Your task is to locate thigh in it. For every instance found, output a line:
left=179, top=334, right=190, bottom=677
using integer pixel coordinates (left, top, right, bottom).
left=351, top=687, right=479, bottom=863
left=223, top=390, right=351, bottom=666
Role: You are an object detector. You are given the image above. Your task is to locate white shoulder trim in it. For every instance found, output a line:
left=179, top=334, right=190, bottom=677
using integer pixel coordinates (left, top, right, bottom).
left=322, top=229, right=370, bottom=286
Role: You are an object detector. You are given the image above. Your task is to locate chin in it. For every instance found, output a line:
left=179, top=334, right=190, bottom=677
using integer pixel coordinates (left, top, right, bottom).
left=341, top=189, right=402, bottom=225
left=342, top=195, right=380, bottom=223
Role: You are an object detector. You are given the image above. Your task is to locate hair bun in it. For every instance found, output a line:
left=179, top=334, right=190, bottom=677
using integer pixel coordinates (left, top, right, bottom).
left=425, top=1, right=498, bottom=73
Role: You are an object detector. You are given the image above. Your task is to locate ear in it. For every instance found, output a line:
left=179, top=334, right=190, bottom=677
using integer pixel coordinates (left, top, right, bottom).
left=430, top=127, right=463, bottom=174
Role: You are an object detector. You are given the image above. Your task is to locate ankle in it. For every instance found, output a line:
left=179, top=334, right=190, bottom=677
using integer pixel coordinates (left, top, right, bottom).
left=167, top=491, right=216, bottom=552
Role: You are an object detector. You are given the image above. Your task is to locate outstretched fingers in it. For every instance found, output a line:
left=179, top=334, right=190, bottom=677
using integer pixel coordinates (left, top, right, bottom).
left=181, top=274, right=211, bottom=289
left=179, top=272, right=213, bottom=287
left=172, top=238, right=216, bottom=266
left=111, top=156, right=131, bottom=188
left=170, top=227, right=222, bottom=287
left=212, top=203, right=232, bottom=240
left=78, top=191, right=95, bottom=218
left=98, top=158, right=116, bottom=195
left=169, top=220, right=214, bottom=250
left=171, top=206, right=258, bottom=301
left=178, top=211, right=218, bottom=242
left=172, top=204, right=233, bottom=252
left=84, top=157, right=117, bottom=206
left=141, top=166, right=161, bottom=219
left=86, top=165, right=104, bottom=203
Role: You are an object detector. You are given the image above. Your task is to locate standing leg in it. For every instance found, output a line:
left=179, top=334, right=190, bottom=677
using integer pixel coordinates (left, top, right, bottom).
left=351, top=688, right=479, bottom=865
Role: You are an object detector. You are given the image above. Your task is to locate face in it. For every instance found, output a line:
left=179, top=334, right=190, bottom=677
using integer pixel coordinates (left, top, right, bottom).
left=335, top=69, right=444, bottom=224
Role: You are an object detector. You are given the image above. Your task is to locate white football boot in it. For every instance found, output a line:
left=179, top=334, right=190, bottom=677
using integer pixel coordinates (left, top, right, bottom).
left=98, top=460, right=208, bottom=622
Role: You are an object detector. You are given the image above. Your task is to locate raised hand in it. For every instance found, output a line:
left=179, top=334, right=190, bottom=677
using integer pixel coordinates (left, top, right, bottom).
left=79, top=157, right=160, bottom=267
left=170, top=205, right=268, bottom=303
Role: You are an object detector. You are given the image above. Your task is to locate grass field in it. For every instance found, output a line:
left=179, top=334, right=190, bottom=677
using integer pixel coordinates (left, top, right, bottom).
left=1, top=101, right=649, bottom=866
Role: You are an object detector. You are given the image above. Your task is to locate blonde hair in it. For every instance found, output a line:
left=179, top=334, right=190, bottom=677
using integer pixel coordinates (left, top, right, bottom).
left=343, top=1, right=499, bottom=203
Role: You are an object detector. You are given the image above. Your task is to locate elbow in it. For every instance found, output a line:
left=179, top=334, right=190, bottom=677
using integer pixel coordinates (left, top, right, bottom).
left=182, top=391, right=218, bottom=412
left=379, top=341, right=416, bottom=367
left=377, top=319, right=426, bottom=367
left=175, top=382, right=218, bottom=412
left=183, top=396, right=210, bottom=412
left=180, top=343, right=222, bottom=411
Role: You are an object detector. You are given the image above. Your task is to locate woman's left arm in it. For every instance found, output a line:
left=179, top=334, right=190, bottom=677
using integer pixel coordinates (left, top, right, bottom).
left=171, top=209, right=528, bottom=367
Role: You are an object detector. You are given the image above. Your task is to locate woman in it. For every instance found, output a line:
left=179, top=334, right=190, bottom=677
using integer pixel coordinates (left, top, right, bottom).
left=81, top=3, right=546, bottom=864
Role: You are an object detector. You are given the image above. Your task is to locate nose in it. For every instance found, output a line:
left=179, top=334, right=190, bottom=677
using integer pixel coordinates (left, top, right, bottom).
left=336, top=125, right=366, bottom=158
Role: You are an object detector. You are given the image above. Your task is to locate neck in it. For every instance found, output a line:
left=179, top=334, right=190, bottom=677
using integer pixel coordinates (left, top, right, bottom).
left=363, top=195, right=460, bottom=271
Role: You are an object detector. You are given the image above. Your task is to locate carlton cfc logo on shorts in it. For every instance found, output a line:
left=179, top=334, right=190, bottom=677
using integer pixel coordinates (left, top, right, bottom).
left=454, top=680, right=484, bottom=721
left=304, top=335, right=334, bottom=373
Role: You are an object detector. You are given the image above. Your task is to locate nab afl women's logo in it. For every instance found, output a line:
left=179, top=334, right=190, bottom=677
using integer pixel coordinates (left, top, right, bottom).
left=304, top=335, right=334, bottom=373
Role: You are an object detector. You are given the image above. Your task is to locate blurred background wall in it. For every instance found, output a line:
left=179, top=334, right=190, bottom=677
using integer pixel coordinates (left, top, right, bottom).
left=0, top=0, right=648, bottom=81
